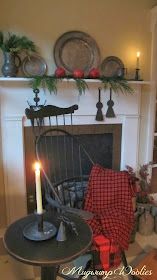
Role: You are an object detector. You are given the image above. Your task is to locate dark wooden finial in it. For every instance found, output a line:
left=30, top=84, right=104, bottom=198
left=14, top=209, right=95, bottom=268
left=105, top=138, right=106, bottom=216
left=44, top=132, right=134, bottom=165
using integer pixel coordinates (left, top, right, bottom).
left=106, top=88, right=116, bottom=118
left=95, top=87, right=104, bottom=121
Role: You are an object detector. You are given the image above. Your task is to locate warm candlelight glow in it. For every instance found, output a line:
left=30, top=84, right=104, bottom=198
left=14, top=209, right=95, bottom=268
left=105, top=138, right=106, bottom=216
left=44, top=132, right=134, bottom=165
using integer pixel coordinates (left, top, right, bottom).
left=34, top=161, right=43, bottom=214
left=136, top=51, right=140, bottom=58
left=34, top=162, right=40, bottom=172
left=136, top=51, right=140, bottom=69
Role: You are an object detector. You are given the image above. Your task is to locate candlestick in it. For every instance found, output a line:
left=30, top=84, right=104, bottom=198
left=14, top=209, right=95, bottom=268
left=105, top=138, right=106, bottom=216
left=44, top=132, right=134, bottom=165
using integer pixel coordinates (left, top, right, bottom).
left=136, top=51, right=140, bottom=69
left=34, top=162, right=43, bottom=214
left=23, top=212, right=57, bottom=241
left=22, top=161, right=57, bottom=241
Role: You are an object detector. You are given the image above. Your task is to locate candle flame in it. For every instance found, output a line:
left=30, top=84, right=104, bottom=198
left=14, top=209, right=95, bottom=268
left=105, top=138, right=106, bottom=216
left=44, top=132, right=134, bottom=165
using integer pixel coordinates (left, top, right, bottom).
left=34, top=162, right=40, bottom=171
left=136, top=51, right=140, bottom=58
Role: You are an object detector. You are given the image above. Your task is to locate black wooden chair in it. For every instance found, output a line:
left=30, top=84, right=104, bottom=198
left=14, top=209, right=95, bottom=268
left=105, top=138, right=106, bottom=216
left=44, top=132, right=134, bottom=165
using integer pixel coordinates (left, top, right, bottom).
left=26, top=104, right=97, bottom=278
left=25, top=103, right=140, bottom=280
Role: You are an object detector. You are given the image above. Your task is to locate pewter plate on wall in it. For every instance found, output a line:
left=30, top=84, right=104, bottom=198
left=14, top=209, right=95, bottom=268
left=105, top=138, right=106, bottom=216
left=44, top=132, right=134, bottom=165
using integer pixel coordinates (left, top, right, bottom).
left=22, top=55, right=47, bottom=77
left=100, top=56, right=124, bottom=77
left=54, top=31, right=101, bottom=74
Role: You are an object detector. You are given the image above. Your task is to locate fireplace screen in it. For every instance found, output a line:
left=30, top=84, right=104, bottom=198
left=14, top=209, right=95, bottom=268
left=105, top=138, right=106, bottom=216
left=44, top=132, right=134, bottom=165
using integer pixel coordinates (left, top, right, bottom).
left=38, top=133, right=113, bottom=183
left=24, top=124, right=122, bottom=213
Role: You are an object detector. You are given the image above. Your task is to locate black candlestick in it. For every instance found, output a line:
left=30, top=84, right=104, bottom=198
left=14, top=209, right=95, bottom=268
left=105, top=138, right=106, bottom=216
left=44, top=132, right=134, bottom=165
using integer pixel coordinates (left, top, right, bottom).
left=23, top=212, right=57, bottom=241
left=135, top=68, right=140, bottom=81
left=134, top=68, right=143, bottom=81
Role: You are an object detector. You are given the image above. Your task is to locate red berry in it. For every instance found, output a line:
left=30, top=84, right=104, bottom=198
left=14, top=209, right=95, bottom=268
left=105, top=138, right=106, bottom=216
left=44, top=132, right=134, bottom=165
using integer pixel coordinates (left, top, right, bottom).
left=88, top=68, right=100, bottom=78
left=55, top=67, right=66, bottom=77
left=73, top=69, right=84, bottom=78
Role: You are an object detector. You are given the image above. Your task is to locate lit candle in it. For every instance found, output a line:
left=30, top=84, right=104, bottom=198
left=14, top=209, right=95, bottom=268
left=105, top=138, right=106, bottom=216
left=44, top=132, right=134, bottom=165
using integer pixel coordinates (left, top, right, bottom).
left=34, top=162, right=43, bottom=214
left=136, top=51, right=140, bottom=69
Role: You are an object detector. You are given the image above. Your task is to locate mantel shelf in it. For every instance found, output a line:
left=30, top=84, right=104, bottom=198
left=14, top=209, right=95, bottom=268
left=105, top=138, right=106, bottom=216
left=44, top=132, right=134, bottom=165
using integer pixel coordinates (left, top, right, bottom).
left=0, top=76, right=152, bottom=85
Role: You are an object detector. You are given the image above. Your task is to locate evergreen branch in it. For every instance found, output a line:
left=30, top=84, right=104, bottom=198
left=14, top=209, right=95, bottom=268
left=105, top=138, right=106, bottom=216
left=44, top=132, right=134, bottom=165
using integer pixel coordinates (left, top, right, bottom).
left=42, top=76, right=58, bottom=95
left=100, top=76, right=133, bottom=94
left=75, top=79, right=88, bottom=95
left=30, top=76, right=43, bottom=90
left=0, top=31, right=37, bottom=53
left=30, top=75, right=59, bottom=94
left=31, top=75, right=133, bottom=96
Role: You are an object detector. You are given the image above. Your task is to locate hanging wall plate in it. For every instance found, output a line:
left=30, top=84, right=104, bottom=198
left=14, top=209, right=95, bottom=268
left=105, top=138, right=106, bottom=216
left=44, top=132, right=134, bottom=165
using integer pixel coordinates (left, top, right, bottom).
left=54, top=31, right=101, bottom=75
left=100, top=56, right=124, bottom=78
left=22, top=55, right=47, bottom=77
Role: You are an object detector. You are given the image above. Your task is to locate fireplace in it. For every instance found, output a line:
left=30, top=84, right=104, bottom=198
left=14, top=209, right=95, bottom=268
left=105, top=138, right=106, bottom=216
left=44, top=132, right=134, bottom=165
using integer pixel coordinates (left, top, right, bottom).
left=24, top=124, right=122, bottom=213
left=0, top=80, right=151, bottom=225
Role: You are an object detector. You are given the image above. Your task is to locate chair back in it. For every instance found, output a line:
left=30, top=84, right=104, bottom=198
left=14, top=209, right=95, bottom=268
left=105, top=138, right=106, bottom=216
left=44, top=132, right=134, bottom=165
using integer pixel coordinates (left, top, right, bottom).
left=25, top=104, right=79, bottom=134
left=25, top=104, right=95, bottom=209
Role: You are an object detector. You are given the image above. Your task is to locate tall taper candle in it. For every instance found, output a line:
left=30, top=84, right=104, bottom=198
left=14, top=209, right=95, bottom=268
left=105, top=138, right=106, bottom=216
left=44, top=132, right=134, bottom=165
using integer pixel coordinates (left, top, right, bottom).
left=136, top=51, right=140, bottom=69
left=34, top=162, right=43, bottom=214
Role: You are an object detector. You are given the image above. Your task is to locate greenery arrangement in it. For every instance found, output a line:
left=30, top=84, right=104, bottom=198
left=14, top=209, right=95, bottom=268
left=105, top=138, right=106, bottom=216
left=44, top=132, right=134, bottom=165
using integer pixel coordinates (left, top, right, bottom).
left=101, top=76, right=133, bottom=94
left=0, top=31, right=36, bottom=54
left=126, top=162, right=153, bottom=204
left=31, top=75, right=134, bottom=95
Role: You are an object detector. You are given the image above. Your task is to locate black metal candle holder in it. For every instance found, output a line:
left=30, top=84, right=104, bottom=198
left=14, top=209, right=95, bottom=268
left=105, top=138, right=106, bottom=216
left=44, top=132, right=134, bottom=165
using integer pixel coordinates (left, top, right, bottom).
left=135, top=68, right=143, bottom=81
left=23, top=212, right=57, bottom=241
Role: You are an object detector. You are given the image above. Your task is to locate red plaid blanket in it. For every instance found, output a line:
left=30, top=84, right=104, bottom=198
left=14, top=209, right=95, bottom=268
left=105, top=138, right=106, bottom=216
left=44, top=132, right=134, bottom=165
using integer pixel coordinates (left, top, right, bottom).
left=84, top=164, right=134, bottom=270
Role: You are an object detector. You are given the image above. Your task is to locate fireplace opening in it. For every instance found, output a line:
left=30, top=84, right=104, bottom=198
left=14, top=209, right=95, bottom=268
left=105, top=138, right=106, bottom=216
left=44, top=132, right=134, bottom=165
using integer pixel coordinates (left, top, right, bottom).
left=24, top=124, right=122, bottom=213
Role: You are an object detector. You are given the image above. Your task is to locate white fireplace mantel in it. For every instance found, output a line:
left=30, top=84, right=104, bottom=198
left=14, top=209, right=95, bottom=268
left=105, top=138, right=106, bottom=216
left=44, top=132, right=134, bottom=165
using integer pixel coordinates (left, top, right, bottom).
left=0, top=78, right=154, bottom=225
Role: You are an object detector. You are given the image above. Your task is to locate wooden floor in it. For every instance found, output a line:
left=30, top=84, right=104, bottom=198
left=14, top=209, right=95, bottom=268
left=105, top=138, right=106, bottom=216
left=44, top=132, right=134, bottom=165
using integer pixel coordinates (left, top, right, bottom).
left=0, top=233, right=157, bottom=280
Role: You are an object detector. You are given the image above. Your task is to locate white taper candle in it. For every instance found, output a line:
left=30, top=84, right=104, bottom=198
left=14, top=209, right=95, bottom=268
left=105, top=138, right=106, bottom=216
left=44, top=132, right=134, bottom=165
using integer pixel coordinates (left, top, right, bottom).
left=34, top=162, right=43, bottom=214
left=136, top=51, right=140, bottom=69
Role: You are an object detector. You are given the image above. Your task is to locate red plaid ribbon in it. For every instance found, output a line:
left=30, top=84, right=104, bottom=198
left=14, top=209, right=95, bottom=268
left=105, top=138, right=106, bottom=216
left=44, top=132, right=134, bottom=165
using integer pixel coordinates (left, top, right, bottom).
left=84, top=164, right=134, bottom=270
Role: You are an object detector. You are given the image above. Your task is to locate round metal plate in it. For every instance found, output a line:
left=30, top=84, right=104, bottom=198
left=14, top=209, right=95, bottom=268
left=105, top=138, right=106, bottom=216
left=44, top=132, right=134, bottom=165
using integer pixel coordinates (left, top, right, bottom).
left=22, top=54, right=47, bottom=77
left=23, top=221, right=57, bottom=241
left=100, top=56, right=124, bottom=77
left=54, top=31, right=101, bottom=74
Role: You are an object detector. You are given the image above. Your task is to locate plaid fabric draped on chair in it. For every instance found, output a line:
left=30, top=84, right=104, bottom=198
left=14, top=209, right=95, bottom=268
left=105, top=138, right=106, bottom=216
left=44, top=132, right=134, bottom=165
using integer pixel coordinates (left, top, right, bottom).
left=84, top=164, right=135, bottom=270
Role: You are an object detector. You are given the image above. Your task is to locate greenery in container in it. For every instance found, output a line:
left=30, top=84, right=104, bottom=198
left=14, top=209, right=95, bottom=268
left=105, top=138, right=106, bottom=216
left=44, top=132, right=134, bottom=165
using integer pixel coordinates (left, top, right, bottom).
left=126, top=163, right=153, bottom=204
left=0, top=31, right=36, bottom=54
left=126, top=163, right=153, bottom=242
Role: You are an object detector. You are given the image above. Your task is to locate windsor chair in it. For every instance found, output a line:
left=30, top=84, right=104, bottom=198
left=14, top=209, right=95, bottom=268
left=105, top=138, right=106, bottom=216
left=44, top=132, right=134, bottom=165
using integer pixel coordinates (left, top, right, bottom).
left=25, top=103, right=98, bottom=279
left=25, top=103, right=140, bottom=280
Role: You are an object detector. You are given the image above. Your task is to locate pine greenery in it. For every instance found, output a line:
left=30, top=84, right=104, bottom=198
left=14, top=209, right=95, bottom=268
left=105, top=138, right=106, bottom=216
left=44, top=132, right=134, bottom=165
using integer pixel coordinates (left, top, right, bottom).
left=0, top=31, right=36, bottom=53
left=100, top=76, right=134, bottom=94
left=31, top=75, right=133, bottom=95
left=31, top=76, right=58, bottom=95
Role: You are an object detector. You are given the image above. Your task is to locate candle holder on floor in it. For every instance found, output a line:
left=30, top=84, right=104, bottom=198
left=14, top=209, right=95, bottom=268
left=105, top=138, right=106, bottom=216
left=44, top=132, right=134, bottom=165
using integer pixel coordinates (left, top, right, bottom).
left=23, top=212, right=57, bottom=241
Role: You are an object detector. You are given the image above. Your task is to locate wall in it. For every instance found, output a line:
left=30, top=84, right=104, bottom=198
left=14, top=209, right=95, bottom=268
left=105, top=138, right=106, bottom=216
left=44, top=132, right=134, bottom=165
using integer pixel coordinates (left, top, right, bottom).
left=0, top=0, right=156, bottom=79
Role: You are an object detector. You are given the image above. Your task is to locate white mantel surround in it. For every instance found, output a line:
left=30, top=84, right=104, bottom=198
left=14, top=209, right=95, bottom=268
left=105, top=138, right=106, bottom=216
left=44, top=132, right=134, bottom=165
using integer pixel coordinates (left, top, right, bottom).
left=0, top=78, right=154, bottom=225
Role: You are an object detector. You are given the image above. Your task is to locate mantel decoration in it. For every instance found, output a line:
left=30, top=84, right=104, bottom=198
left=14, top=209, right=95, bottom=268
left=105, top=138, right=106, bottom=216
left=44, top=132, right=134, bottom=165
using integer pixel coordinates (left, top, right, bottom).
left=135, top=51, right=142, bottom=81
left=0, top=31, right=37, bottom=77
left=95, top=87, right=104, bottom=121
left=30, top=67, right=134, bottom=96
